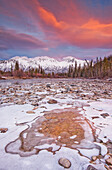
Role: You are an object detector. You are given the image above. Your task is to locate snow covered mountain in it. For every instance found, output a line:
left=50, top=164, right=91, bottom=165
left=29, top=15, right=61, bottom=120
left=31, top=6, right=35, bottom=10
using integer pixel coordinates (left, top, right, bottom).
left=0, top=56, right=86, bottom=73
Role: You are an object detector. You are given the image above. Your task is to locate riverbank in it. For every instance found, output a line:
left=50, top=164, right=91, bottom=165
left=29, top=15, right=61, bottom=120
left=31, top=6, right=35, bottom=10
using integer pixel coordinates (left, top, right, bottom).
left=0, top=79, right=112, bottom=170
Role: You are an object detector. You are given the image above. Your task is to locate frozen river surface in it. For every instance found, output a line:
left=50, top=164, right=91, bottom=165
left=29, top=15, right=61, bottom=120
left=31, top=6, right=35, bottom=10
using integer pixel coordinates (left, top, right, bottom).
left=0, top=78, right=112, bottom=170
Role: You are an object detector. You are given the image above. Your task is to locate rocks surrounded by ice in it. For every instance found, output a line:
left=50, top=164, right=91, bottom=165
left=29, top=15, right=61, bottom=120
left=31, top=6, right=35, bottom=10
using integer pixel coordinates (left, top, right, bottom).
left=0, top=79, right=112, bottom=170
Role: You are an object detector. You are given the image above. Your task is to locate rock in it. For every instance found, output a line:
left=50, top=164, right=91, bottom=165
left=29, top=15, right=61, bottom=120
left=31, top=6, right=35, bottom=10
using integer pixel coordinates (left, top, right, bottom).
left=31, top=103, right=39, bottom=106
left=70, top=84, right=75, bottom=87
left=104, top=165, right=110, bottom=170
left=0, top=128, right=8, bottom=133
left=86, top=165, right=97, bottom=170
left=66, top=87, right=71, bottom=92
left=103, top=91, right=108, bottom=95
left=92, top=156, right=97, bottom=161
left=106, top=142, right=112, bottom=154
left=76, top=90, right=82, bottom=93
left=40, top=106, right=47, bottom=109
left=47, top=99, right=57, bottom=104
left=46, top=84, right=51, bottom=88
left=109, top=165, right=112, bottom=169
left=92, top=116, right=99, bottom=120
left=33, top=106, right=38, bottom=110
left=106, top=157, right=112, bottom=165
left=58, top=158, right=71, bottom=168
left=109, top=153, right=112, bottom=157
left=26, top=111, right=35, bottom=114
left=100, top=113, right=109, bottom=118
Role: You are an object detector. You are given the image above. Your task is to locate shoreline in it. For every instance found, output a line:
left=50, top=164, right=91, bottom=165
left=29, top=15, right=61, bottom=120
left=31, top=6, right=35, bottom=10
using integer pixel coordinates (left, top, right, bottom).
left=0, top=76, right=112, bottom=80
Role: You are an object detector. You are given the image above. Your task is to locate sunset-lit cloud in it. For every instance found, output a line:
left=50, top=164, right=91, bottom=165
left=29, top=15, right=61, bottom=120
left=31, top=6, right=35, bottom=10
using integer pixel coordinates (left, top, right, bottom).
left=0, top=0, right=112, bottom=59
left=37, top=6, right=112, bottom=48
left=0, top=27, right=46, bottom=50
left=38, top=6, right=68, bottom=30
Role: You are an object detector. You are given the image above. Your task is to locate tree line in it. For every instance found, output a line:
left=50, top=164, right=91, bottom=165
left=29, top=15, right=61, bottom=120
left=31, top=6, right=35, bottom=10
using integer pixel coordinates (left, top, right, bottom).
left=0, top=61, right=66, bottom=78
left=11, top=61, right=46, bottom=78
left=67, top=55, right=112, bottom=79
left=0, top=55, right=112, bottom=79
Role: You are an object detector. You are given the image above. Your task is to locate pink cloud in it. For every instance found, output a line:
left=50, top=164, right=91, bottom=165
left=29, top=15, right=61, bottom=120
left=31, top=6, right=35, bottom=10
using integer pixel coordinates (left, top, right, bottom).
left=0, top=27, right=46, bottom=50
left=1, top=0, right=112, bottom=49
left=37, top=4, right=112, bottom=48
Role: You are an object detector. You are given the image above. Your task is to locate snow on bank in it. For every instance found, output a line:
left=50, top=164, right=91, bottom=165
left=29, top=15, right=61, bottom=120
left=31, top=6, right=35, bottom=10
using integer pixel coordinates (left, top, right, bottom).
left=83, top=99, right=112, bottom=143
left=0, top=103, right=90, bottom=170
left=0, top=98, right=111, bottom=170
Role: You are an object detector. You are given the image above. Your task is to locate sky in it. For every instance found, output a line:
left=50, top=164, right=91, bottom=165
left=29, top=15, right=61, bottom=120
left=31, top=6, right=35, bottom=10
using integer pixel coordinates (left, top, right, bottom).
left=0, top=0, right=112, bottom=60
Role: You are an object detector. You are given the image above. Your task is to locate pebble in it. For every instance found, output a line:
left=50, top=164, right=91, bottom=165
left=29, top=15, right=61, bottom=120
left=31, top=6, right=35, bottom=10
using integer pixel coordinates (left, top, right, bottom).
left=0, top=128, right=8, bottom=133
left=58, top=158, right=71, bottom=168
left=47, top=99, right=57, bottom=104
left=100, top=113, right=109, bottom=118
left=86, top=165, right=97, bottom=170
left=46, top=84, right=51, bottom=88
left=33, top=107, right=38, bottom=110
left=26, top=111, right=35, bottom=114
left=106, top=157, right=112, bottom=165
left=92, top=156, right=97, bottom=161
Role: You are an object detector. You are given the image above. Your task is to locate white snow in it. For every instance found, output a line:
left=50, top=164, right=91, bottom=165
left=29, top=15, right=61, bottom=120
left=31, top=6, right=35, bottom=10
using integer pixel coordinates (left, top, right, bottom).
left=0, top=56, right=86, bottom=72
left=70, top=135, right=77, bottom=139
left=83, top=99, right=112, bottom=143
left=94, top=142, right=107, bottom=156
left=78, top=148, right=99, bottom=159
left=35, top=143, right=60, bottom=152
left=0, top=87, right=111, bottom=170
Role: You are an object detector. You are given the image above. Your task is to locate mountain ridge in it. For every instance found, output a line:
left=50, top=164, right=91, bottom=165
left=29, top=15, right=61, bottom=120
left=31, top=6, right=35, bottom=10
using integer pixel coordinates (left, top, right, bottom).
left=0, top=56, right=86, bottom=73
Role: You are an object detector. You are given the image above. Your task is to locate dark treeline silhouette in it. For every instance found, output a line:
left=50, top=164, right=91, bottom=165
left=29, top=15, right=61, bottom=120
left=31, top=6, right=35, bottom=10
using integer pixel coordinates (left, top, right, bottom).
left=0, top=56, right=112, bottom=79
left=67, top=55, right=112, bottom=79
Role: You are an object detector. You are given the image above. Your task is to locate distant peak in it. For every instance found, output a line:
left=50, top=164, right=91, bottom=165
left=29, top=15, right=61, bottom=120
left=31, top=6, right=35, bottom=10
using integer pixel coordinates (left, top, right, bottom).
left=63, top=56, right=75, bottom=59
left=34, top=56, right=57, bottom=62
left=62, top=56, right=76, bottom=62
left=11, top=56, right=20, bottom=60
left=11, top=56, right=28, bottom=60
left=34, top=56, right=52, bottom=59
